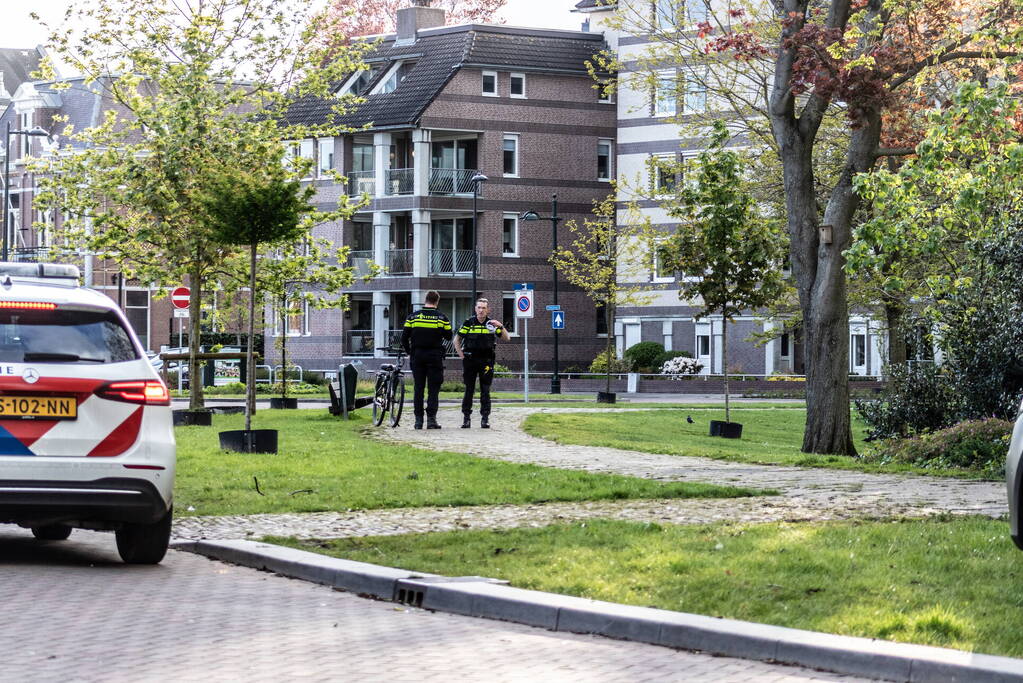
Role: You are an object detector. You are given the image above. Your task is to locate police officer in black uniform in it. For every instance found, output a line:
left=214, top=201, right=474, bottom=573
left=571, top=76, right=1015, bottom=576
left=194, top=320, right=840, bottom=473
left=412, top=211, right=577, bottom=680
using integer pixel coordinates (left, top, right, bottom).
left=401, top=290, right=452, bottom=429
left=454, top=297, right=510, bottom=429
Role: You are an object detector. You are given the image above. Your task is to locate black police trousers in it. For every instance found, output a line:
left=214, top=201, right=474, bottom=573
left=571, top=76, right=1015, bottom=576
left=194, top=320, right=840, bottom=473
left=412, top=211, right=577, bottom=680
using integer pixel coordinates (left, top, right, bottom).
left=461, top=352, right=495, bottom=417
left=410, top=349, right=445, bottom=420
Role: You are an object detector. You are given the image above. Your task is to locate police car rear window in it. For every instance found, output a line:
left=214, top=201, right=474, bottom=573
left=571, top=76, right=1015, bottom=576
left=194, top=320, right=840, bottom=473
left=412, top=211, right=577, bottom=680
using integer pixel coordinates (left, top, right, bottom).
left=0, top=309, right=138, bottom=363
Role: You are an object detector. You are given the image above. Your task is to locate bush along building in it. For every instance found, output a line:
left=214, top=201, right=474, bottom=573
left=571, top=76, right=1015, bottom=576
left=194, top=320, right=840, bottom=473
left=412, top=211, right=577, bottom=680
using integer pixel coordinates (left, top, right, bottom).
left=575, top=0, right=888, bottom=378
left=274, top=2, right=617, bottom=375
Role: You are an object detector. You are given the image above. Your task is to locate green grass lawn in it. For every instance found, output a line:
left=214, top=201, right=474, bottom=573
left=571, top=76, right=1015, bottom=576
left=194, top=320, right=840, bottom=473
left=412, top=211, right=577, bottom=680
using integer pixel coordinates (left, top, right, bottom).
left=268, top=515, right=1023, bottom=657
left=522, top=407, right=992, bottom=478
left=173, top=411, right=767, bottom=516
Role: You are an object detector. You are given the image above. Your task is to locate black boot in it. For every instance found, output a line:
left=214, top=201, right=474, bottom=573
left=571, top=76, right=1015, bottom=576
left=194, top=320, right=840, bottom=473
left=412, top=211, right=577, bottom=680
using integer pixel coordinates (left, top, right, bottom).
left=414, top=418, right=424, bottom=430
left=461, top=415, right=471, bottom=429
left=427, top=418, right=441, bottom=429
left=480, top=416, right=490, bottom=429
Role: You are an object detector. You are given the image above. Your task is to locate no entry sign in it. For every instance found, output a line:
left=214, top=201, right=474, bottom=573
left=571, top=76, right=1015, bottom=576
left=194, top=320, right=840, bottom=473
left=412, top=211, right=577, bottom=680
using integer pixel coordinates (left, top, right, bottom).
left=171, top=286, right=190, bottom=309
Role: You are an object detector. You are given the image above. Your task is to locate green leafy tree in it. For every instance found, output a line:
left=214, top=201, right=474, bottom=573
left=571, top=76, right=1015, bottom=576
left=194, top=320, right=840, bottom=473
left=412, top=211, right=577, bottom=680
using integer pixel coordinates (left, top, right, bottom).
left=259, top=239, right=374, bottom=401
left=32, top=0, right=371, bottom=411
left=654, top=121, right=787, bottom=423
left=201, top=168, right=315, bottom=429
left=551, top=192, right=655, bottom=397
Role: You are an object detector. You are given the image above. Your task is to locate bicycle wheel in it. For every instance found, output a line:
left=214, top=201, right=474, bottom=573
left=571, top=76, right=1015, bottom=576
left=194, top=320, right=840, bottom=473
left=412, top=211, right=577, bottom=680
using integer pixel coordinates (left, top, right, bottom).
left=389, top=375, right=405, bottom=428
left=371, top=374, right=389, bottom=426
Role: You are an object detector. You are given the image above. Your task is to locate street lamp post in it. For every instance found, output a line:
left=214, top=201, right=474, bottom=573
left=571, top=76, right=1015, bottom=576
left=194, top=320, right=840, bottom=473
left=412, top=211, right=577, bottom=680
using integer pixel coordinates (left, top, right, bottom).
left=520, top=194, right=562, bottom=394
left=470, top=173, right=488, bottom=303
left=3, top=123, right=51, bottom=261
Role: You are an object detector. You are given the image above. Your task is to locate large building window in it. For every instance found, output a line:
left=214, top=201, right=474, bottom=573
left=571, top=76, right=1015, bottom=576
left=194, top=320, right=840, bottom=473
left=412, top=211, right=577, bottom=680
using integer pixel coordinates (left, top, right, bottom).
left=596, top=302, right=608, bottom=336
left=125, top=290, right=150, bottom=350
left=502, top=294, right=517, bottom=335
left=482, top=70, right=498, bottom=96
left=503, top=134, right=519, bottom=177
left=510, top=73, right=526, bottom=98
left=653, top=70, right=677, bottom=117
left=502, top=213, right=519, bottom=256
left=317, top=138, right=334, bottom=177
left=597, top=139, right=613, bottom=181
left=683, top=70, right=709, bottom=113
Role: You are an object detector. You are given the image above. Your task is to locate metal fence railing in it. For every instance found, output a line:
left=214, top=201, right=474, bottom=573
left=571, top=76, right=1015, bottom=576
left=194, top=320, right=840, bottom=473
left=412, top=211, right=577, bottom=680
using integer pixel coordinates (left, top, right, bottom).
left=386, top=168, right=414, bottom=195
left=345, top=171, right=375, bottom=197
left=428, top=167, right=482, bottom=195
left=347, top=250, right=375, bottom=277
left=429, top=248, right=478, bottom=276
left=386, top=249, right=413, bottom=275
left=344, top=329, right=374, bottom=356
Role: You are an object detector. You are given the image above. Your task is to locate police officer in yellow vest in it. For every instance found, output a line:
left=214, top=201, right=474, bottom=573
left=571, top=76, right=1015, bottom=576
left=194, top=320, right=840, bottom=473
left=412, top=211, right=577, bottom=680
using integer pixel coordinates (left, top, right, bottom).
left=454, top=297, right=510, bottom=429
left=401, top=290, right=452, bottom=429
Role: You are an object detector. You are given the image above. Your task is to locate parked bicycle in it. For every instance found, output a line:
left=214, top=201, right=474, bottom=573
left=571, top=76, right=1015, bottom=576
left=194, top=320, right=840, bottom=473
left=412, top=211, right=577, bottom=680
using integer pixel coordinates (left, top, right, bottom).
left=372, top=347, right=406, bottom=428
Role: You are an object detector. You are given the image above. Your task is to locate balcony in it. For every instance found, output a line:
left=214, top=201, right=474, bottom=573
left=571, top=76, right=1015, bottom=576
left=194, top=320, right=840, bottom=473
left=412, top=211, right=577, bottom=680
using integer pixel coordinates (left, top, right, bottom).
left=429, top=249, right=478, bottom=276
left=344, top=329, right=374, bottom=356
left=10, top=246, right=52, bottom=263
left=345, top=171, right=375, bottom=197
left=347, top=250, right=375, bottom=277
left=385, top=249, right=413, bottom=275
left=386, top=168, right=413, bottom=195
left=429, top=168, right=483, bottom=195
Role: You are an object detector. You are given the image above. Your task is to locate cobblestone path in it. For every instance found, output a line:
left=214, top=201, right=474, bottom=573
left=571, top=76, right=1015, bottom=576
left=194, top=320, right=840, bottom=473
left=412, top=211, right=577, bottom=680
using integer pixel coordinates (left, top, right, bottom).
left=174, top=405, right=1006, bottom=541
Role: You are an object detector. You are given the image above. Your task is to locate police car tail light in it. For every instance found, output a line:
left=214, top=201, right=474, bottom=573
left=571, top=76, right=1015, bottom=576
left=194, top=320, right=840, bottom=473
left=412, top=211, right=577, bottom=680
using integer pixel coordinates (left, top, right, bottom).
left=95, top=380, right=171, bottom=406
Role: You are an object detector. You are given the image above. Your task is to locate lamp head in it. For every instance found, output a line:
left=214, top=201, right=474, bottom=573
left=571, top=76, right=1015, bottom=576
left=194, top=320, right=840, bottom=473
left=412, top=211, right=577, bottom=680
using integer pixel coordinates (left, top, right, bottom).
left=519, top=210, right=540, bottom=221
left=470, top=173, right=488, bottom=185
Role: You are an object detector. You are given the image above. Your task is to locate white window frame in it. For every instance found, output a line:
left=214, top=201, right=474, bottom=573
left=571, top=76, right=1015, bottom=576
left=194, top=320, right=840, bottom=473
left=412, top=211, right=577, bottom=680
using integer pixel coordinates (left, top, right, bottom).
left=336, top=68, right=376, bottom=96
left=686, top=0, right=710, bottom=24
left=502, top=134, right=519, bottom=178
left=502, top=293, right=520, bottom=336
left=124, top=289, right=151, bottom=351
left=651, top=154, right=677, bottom=194
left=317, top=138, right=334, bottom=178
left=653, top=0, right=676, bottom=28
left=598, top=84, right=614, bottom=104
left=510, top=72, right=526, bottom=99
left=653, top=70, right=677, bottom=117
left=652, top=240, right=674, bottom=283
left=482, top=70, right=498, bottom=97
left=597, top=138, right=613, bottom=182
left=502, top=213, right=519, bottom=257
left=275, top=299, right=310, bottom=337
left=683, top=69, right=709, bottom=114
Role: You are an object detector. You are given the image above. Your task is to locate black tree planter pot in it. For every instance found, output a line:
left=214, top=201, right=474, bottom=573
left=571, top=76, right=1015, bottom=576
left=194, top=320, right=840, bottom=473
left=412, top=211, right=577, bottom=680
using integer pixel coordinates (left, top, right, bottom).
left=596, top=391, right=617, bottom=404
left=219, top=429, right=278, bottom=454
left=173, top=410, right=213, bottom=427
left=709, top=420, right=743, bottom=439
left=269, top=397, right=298, bottom=409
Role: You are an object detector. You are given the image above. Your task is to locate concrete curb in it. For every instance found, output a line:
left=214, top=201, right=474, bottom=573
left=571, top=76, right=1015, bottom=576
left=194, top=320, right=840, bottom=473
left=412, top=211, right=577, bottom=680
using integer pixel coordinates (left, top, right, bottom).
left=172, top=539, right=1023, bottom=683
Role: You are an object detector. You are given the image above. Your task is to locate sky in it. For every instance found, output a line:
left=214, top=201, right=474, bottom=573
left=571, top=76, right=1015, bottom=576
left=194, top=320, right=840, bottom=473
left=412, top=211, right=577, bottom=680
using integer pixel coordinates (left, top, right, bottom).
left=0, top=0, right=585, bottom=50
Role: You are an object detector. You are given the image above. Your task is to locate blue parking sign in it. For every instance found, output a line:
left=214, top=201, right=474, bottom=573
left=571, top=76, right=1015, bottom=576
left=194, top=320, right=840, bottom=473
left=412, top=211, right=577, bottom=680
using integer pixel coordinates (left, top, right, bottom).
left=551, top=310, right=565, bottom=330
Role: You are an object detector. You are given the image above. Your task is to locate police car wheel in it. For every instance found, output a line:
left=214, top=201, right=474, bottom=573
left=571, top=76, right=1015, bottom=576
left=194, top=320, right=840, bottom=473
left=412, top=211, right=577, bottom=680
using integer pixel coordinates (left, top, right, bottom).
left=116, top=507, right=172, bottom=564
left=32, top=524, right=72, bottom=541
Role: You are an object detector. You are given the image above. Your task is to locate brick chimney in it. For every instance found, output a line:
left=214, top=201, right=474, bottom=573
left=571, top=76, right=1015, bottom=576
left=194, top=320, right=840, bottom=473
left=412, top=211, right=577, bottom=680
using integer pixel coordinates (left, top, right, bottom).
left=396, top=0, right=445, bottom=44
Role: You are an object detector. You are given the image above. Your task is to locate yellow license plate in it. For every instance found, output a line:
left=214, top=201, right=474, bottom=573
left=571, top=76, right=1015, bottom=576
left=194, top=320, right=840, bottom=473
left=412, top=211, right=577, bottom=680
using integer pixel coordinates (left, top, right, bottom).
left=0, top=396, right=77, bottom=420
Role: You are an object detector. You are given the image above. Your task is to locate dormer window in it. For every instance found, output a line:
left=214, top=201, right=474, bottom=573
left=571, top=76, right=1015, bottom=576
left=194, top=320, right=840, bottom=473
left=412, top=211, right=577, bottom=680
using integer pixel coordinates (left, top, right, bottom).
left=338, top=67, right=378, bottom=96
left=373, top=61, right=416, bottom=95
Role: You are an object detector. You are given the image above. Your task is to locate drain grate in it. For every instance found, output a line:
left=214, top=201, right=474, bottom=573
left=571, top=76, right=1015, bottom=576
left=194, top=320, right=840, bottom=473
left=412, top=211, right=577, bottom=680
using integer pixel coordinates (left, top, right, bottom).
left=396, top=587, right=424, bottom=608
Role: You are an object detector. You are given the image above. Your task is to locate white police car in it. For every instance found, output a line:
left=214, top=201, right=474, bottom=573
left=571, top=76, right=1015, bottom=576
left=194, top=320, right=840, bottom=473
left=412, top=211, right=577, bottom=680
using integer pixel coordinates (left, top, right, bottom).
left=0, top=263, right=175, bottom=563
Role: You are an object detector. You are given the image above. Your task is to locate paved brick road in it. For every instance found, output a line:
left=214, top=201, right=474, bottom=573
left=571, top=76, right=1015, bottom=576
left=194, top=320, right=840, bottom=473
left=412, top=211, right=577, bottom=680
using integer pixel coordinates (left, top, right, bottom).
left=2, top=527, right=873, bottom=682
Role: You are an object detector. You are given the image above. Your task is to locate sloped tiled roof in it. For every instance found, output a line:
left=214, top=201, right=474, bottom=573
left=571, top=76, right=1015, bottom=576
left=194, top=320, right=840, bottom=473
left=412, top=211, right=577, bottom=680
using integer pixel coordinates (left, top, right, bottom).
left=0, top=47, right=43, bottom=99
left=573, top=0, right=617, bottom=10
left=283, top=25, right=607, bottom=131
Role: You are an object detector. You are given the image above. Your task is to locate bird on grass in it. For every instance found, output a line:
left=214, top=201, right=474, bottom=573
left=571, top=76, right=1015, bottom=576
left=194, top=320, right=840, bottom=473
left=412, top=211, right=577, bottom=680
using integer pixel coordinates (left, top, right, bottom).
left=686, top=415, right=694, bottom=424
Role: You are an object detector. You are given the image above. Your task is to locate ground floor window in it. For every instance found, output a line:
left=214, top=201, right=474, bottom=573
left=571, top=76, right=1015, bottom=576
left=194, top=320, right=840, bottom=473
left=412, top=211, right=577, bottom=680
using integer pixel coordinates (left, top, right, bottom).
left=125, top=290, right=149, bottom=350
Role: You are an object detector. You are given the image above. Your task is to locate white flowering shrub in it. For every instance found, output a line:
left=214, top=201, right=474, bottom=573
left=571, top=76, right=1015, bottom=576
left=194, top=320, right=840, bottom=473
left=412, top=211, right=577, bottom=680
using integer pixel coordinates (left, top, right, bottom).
left=660, top=356, right=703, bottom=378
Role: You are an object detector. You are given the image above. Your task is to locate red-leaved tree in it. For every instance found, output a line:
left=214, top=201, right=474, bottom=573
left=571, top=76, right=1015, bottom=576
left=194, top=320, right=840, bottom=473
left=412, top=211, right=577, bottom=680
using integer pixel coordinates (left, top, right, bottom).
left=318, top=0, right=506, bottom=40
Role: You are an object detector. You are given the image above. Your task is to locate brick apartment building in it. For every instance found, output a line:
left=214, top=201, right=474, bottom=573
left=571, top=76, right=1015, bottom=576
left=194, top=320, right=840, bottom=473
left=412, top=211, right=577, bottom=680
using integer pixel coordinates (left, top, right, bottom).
left=274, top=4, right=616, bottom=373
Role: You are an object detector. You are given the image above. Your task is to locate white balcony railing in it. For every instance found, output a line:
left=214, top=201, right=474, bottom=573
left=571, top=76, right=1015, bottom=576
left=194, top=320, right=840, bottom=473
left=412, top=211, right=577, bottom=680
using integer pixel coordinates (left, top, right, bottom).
left=386, top=168, right=414, bottom=195
left=347, top=250, right=375, bottom=277
left=386, top=249, right=413, bottom=275
left=429, top=248, right=478, bottom=276
left=428, top=168, right=482, bottom=195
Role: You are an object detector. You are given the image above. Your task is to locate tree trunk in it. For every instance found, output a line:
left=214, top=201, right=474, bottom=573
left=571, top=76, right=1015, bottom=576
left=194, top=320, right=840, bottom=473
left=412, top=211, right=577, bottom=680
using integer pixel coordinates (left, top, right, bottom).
left=605, top=303, right=614, bottom=395
left=884, top=300, right=907, bottom=370
left=722, top=313, right=730, bottom=423
left=280, top=297, right=288, bottom=400
left=188, top=263, right=204, bottom=412
left=245, top=243, right=257, bottom=431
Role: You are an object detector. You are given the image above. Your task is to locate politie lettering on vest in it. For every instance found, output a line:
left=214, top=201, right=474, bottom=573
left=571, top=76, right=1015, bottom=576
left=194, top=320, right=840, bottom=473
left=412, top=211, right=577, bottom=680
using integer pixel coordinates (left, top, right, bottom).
left=454, top=297, right=510, bottom=429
